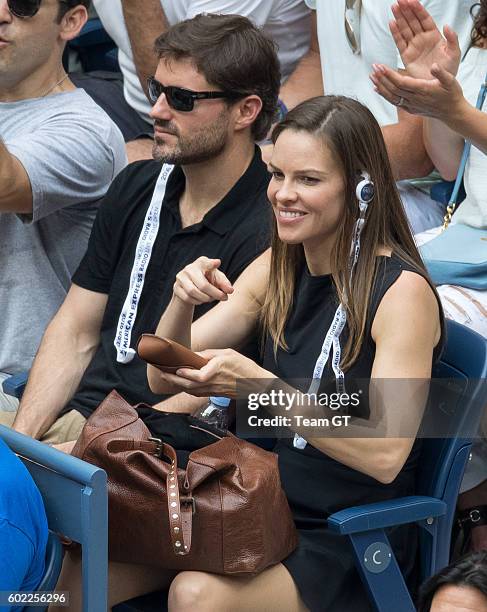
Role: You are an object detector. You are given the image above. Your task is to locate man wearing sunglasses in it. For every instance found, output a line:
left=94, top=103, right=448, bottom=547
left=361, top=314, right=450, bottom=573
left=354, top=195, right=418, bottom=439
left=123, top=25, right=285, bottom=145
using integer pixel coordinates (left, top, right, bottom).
left=0, top=0, right=126, bottom=413
left=279, top=0, right=472, bottom=233
left=78, top=0, right=310, bottom=163
left=5, top=13, right=278, bottom=451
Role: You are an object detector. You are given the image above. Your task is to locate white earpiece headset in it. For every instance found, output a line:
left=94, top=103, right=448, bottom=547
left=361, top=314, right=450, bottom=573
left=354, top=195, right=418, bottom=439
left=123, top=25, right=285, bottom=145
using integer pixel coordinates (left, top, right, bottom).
left=356, top=171, right=375, bottom=205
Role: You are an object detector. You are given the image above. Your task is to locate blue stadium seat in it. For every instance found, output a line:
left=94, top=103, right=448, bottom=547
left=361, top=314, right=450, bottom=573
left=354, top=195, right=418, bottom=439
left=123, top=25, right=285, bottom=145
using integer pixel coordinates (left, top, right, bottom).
left=0, top=426, right=108, bottom=612
left=2, top=371, right=28, bottom=398
left=66, top=18, right=120, bottom=73
left=327, top=320, right=487, bottom=611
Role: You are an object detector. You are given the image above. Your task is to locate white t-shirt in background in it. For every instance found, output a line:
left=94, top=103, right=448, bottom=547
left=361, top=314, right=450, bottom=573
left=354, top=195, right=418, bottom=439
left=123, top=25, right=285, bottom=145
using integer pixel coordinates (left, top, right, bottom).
left=0, top=90, right=127, bottom=374
left=305, top=0, right=473, bottom=126
left=454, top=46, right=487, bottom=228
left=93, top=0, right=311, bottom=124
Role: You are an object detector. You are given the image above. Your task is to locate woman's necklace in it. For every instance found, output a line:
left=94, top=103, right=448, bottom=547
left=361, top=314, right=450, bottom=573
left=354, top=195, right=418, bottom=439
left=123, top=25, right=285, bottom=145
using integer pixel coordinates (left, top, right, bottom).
left=41, top=73, right=69, bottom=98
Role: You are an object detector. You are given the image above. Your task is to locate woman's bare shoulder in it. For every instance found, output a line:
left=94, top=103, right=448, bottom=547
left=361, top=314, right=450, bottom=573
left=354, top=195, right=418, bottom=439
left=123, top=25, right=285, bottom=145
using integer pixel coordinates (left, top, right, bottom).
left=234, top=249, right=271, bottom=305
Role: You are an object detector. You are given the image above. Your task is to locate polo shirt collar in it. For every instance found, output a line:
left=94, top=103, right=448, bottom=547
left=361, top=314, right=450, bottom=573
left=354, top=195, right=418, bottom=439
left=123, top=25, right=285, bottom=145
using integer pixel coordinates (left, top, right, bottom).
left=162, top=147, right=269, bottom=236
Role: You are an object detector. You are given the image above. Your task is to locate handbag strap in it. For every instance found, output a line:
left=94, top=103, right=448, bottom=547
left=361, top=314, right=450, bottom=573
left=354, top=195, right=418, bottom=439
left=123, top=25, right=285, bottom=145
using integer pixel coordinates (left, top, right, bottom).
left=163, top=443, right=194, bottom=557
left=108, top=438, right=194, bottom=556
left=442, top=68, right=487, bottom=229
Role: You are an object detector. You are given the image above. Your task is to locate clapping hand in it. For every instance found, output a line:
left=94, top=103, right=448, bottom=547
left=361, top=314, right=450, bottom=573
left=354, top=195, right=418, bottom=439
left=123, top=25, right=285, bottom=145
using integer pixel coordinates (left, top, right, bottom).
left=370, top=0, right=464, bottom=119
left=388, top=0, right=461, bottom=79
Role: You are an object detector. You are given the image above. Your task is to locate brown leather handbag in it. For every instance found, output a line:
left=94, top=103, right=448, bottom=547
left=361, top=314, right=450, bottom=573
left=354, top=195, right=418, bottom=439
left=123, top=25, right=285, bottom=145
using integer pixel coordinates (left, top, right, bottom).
left=71, top=390, right=298, bottom=574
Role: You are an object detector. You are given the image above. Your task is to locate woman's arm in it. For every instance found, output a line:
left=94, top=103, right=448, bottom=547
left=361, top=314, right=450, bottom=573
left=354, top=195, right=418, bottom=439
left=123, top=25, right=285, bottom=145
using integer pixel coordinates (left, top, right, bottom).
left=304, top=272, right=439, bottom=483
left=425, top=87, right=487, bottom=177
left=423, top=116, right=464, bottom=181
left=372, top=64, right=486, bottom=179
left=167, top=271, right=440, bottom=484
left=148, top=251, right=270, bottom=394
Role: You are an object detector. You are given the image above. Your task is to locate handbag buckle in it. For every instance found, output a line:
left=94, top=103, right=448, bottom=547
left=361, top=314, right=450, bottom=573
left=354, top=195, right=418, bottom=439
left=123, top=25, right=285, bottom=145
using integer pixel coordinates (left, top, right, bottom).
left=148, top=436, right=163, bottom=458
left=181, top=496, right=196, bottom=514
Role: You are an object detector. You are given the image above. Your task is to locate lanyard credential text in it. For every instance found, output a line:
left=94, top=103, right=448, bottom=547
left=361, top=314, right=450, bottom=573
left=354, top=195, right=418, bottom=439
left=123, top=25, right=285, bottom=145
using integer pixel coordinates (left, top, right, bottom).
left=114, top=164, right=175, bottom=364
left=294, top=200, right=369, bottom=449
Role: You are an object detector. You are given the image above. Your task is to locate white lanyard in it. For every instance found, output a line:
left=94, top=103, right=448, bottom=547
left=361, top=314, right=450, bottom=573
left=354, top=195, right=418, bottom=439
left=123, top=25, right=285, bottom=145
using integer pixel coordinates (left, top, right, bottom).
left=294, top=200, right=368, bottom=449
left=114, top=164, right=175, bottom=364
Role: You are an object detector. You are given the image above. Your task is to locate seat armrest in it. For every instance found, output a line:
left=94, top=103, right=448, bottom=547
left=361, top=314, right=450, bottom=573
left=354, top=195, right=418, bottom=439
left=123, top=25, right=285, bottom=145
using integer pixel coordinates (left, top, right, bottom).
left=2, top=372, right=28, bottom=398
left=327, top=496, right=447, bottom=535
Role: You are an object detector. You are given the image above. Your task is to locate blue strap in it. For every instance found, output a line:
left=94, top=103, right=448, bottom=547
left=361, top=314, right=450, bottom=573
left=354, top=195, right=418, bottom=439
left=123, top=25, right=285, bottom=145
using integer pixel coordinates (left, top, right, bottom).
left=449, top=69, right=487, bottom=206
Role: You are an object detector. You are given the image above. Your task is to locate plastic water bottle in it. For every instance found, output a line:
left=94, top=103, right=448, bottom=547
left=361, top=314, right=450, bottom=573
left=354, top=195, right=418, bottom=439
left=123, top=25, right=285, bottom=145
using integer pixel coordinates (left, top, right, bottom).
left=194, top=396, right=231, bottom=431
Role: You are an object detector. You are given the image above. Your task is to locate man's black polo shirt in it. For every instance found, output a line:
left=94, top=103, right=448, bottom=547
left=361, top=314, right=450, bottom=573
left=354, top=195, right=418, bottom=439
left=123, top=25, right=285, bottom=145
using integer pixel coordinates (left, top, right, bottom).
left=68, top=148, right=271, bottom=418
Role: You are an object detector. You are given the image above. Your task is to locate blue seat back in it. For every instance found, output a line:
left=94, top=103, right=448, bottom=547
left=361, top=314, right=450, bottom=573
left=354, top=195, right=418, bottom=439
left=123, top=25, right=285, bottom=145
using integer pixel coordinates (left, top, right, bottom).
left=66, top=18, right=120, bottom=73
left=416, top=320, right=487, bottom=579
left=0, top=427, right=108, bottom=612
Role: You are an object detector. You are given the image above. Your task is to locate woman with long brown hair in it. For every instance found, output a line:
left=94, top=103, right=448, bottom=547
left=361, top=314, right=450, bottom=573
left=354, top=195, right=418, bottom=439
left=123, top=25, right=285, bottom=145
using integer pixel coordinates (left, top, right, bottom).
left=145, top=95, right=443, bottom=611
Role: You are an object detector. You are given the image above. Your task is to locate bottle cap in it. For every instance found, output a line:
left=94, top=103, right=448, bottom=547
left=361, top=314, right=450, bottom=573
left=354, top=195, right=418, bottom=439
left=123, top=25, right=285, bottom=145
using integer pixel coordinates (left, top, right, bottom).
left=209, top=396, right=231, bottom=408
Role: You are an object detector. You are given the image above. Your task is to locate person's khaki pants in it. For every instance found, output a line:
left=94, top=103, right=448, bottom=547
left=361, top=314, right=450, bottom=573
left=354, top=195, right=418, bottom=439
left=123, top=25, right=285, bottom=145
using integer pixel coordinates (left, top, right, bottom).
left=0, top=409, right=86, bottom=445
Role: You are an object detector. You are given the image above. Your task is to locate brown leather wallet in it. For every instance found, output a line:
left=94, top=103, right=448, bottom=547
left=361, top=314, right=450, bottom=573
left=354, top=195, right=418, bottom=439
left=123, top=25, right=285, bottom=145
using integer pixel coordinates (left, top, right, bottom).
left=136, top=334, right=208, bottom=373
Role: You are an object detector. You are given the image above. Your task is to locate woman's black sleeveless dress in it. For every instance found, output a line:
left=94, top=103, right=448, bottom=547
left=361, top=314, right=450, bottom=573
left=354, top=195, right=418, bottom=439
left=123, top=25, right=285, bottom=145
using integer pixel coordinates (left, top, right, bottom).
left=262, top=255, right=443, bottom=612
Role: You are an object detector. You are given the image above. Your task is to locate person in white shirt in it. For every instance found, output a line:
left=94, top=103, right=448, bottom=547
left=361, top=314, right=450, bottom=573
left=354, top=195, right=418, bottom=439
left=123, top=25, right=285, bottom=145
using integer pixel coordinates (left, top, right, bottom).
left=278, top=0, right=473, bottom=233
left=82, top=0, right=311, bottom=161
left=371, top=0, right=487, bottom=554
left=0, top=0, right=126, bottom=411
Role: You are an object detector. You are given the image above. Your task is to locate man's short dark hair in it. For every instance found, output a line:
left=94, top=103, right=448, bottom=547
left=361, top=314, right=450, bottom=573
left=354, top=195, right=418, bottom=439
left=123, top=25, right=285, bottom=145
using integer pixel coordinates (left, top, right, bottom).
left=154, top=13, right=281, bottom=141
left=418, top=552, right=487, bottom=611
left=57, top=0, right=90, bottom=22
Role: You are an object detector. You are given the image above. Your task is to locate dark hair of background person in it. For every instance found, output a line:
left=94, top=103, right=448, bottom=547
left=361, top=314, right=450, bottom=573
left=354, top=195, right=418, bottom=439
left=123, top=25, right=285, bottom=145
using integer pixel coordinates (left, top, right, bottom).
left=262, top=96, right=444, bottom=369
left=154, top=13, right=281, bottom=141
left=471, top=1, right=487, bottom=46
left=57, top=0, right=91, bottom=23
left=417, top=552, right=487, bottom=612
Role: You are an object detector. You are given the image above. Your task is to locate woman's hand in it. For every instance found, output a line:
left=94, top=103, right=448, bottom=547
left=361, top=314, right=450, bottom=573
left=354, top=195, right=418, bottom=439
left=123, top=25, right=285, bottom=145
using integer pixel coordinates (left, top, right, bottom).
left=389, top=0, right=461, bottom=79
left=370, top=61, right=466, bottom=120
left=174, top=256, right=234, bottom=306
left=151, top=349, right=273, bottom=398
left=370, top=0, right=464, bottom=121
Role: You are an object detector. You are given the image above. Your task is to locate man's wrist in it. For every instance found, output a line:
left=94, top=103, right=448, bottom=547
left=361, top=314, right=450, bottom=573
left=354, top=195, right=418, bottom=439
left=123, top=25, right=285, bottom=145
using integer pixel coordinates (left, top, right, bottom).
left=12, top=422, right=40, bottom=439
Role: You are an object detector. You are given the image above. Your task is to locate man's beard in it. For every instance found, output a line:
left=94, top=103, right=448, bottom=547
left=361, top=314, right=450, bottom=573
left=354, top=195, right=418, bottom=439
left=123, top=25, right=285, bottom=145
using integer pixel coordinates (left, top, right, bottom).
left=152, top=110, right=230, bottom=165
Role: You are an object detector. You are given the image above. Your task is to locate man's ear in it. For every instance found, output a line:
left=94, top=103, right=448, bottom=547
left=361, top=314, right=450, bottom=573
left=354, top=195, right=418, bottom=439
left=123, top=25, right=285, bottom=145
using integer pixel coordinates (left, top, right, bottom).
left=233, top=95, right=263, bottom=135
left=58, top=5, right=88, bottom=43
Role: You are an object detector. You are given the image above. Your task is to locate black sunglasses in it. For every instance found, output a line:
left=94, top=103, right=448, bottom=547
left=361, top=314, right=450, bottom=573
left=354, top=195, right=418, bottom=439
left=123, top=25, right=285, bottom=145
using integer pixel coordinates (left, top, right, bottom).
left=7, top=0, right=68, bottom=18
left=147, top=76, right=238, bottom=112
